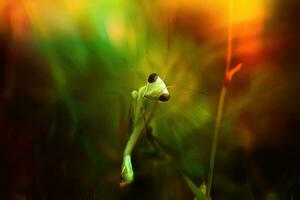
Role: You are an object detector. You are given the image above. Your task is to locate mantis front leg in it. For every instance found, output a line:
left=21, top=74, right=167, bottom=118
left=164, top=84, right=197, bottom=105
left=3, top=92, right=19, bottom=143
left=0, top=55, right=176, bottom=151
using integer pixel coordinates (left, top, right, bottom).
left=120, top=90, right=144, bottom=187
left=120, top=121, right=145, bottom=187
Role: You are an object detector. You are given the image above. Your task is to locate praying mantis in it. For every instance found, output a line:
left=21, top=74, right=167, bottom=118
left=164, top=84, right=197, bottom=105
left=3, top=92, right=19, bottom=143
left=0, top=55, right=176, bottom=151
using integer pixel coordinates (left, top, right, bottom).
left=118, top=73, right=208, bottom=200
left=119, top=72, right=170, bottom=187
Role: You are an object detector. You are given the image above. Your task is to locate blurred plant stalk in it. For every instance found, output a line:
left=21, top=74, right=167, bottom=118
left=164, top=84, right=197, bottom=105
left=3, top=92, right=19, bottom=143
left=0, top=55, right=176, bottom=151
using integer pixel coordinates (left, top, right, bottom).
left=206, top=0, right=242, bottom=198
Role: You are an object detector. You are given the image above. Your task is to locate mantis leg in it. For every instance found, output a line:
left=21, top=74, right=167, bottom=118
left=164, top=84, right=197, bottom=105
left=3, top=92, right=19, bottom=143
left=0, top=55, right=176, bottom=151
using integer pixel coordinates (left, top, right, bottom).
left=120, top=121, right=145, bottom=187
left=120, top=90, right=143, bottom=187
left=129, top=90, right=138, bottom=122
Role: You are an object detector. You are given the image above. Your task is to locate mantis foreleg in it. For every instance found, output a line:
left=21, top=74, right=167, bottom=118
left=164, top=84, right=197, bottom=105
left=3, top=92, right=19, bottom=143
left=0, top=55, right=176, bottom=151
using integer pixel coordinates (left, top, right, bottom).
left=120, top=90, right=143, bottom=187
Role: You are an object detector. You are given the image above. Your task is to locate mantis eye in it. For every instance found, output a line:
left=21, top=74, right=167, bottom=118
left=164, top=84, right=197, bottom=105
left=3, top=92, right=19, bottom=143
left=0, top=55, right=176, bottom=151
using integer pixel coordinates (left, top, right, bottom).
left=148, top=73, right=158, bottom=83
left=159, top=93, right=170, bottom=102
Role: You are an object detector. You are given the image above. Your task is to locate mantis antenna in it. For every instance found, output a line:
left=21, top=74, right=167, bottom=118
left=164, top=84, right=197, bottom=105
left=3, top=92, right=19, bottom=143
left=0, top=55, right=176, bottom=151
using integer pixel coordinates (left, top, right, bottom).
left=167, top=86, right=207, bottom=96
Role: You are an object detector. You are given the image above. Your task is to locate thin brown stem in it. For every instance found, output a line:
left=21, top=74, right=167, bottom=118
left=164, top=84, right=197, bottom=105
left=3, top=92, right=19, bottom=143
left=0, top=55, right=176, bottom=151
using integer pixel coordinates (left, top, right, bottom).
left=207, top=86, right=228, bottom=196
left=206, top=0, right=234, bottom=197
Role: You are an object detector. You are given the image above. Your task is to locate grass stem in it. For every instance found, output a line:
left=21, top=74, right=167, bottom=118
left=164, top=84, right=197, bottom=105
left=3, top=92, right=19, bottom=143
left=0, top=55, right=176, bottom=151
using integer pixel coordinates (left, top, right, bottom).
left=206, top=0, right=233, bottom=197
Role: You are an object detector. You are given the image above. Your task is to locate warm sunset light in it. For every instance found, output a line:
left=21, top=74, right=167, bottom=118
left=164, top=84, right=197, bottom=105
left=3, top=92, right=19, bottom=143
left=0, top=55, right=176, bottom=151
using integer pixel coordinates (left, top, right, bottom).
left=0, top=0, right=299, bottom=199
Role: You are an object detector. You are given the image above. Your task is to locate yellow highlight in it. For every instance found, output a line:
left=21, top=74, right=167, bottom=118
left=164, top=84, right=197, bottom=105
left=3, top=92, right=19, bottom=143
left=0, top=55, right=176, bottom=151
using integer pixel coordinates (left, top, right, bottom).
left=160, top=0, right=265, bottom=26
left=232, top=1, right=265, bottom=23
left=106, top=16, right=125, bottom=45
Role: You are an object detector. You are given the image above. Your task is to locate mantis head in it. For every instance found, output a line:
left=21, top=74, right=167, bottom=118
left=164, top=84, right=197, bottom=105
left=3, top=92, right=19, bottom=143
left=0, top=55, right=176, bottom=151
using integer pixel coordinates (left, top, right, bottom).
left=143, top=73, right=170, bottom=102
